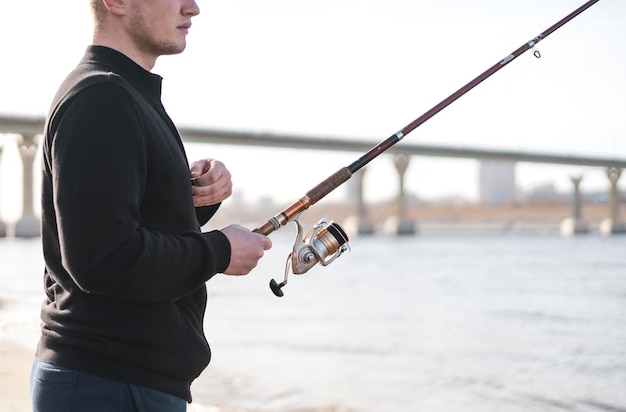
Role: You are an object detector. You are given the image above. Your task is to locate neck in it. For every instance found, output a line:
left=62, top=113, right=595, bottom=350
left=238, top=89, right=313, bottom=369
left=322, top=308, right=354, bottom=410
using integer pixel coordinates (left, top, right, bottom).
left=92, top=31, right=157, bottom=71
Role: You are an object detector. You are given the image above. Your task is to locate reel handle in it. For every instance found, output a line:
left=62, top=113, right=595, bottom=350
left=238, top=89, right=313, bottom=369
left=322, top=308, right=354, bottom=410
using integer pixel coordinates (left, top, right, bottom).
left=269, top=279, right=286, bottom=297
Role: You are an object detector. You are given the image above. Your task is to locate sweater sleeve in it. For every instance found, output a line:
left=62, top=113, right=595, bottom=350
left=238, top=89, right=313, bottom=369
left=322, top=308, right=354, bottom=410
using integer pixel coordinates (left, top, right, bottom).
left=48, top=83, right=231, bottom=302
left=195, top=204, right=221, bottom=227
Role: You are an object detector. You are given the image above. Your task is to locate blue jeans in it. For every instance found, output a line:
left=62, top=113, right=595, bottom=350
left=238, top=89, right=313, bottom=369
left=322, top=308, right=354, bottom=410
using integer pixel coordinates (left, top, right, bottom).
left=30, top=360, right=187, bottom=412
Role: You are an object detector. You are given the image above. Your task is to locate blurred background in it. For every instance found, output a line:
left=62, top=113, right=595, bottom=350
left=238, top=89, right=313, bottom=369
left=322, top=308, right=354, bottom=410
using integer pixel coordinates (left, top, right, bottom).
left=1, top=1, right=625, bottom=411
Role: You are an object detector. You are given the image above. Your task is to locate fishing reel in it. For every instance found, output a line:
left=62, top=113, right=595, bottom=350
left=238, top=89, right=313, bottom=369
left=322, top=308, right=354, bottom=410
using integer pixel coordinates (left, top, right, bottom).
left=269, top=216, right=350, bottom=297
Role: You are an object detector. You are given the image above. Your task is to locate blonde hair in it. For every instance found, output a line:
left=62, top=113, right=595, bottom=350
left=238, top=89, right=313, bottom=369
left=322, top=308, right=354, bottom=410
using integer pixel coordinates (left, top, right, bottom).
left=89, top=0, right=105, bottom=27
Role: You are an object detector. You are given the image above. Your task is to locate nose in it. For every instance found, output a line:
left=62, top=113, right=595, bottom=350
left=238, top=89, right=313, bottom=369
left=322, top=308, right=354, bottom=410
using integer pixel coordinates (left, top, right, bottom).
left=183, top=0, right=200, bottom=16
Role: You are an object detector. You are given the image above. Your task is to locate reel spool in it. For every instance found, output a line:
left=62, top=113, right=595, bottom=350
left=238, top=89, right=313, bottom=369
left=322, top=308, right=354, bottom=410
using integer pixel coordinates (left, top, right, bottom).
left=269, top=217, right=350, bottom=297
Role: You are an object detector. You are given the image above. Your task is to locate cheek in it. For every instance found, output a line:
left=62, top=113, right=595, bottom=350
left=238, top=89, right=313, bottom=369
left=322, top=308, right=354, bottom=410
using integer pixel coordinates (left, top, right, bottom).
left=131, top=5, right=169, bottom=35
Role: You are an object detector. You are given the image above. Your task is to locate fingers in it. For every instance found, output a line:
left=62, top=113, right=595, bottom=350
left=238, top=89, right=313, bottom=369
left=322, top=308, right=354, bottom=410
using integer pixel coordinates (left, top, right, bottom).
left=190, top=159, right=233, bottom=206
left=189, top=159, right=209, bottom=179
left=192, top=176, right=232, bottom=207
left=221, top=225, right=272, bottom=276
left=261, top=235, right=272, bottom=251
left=191, top=159, right=228, bottom=186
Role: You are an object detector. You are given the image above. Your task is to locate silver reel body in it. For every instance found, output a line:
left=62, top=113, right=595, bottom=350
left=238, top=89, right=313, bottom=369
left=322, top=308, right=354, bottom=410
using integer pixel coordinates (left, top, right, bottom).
left=270, top=216, right=349, bottom=297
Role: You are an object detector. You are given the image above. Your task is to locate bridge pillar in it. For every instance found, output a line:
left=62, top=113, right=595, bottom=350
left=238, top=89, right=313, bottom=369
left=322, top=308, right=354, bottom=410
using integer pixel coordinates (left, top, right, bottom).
left=355, top=168, right=375, bottom=235
left=351, top=168, right=374, bottom=235
left=600, top=167, right=625, bottom=235
left=384, top=154, right=416, bottom=236
left=15, top=134, right=40, bottom=238
left=0, top=142, right=7, bottom=237
left=343, top=167, right=374, bottom=236
left=560, top=175, right=589, bottom=236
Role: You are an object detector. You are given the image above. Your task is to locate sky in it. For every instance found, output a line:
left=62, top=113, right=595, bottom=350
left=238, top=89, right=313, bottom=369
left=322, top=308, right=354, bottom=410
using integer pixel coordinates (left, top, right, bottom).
left=1, top=0, right=625, bottom=221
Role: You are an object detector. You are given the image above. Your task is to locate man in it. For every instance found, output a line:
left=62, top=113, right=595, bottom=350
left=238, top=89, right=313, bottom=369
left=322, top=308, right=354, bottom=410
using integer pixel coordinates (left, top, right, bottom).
left=30, top=0, right=272, bottom=410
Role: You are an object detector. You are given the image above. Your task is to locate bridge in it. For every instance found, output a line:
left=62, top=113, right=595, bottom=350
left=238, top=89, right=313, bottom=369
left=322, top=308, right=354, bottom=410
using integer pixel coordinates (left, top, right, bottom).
left=1, top=114, right=624, bottom=237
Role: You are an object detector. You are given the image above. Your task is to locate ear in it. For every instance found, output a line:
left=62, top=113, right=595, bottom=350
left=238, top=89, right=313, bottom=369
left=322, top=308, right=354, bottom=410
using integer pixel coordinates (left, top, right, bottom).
left=101, top=0, right=127, bottom=16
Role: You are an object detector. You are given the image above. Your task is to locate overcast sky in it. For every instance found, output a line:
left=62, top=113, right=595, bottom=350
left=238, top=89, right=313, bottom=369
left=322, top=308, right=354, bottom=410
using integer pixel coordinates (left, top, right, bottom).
left=1, top=0, right=625, bottom=220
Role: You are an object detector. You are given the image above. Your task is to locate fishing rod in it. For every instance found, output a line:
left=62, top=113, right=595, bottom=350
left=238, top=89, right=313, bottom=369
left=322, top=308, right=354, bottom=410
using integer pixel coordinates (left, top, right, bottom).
left=254, top=0, right=601, bottom=297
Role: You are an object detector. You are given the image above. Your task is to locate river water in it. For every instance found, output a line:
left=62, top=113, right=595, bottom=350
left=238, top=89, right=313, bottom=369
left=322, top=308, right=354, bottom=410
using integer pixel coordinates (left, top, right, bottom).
left=1, top=230, right=625, bottom=412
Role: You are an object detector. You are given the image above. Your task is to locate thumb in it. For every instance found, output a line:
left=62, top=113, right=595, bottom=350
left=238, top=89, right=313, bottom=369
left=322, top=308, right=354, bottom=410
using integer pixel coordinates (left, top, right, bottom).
left=189, top=160, right=205, bottom=178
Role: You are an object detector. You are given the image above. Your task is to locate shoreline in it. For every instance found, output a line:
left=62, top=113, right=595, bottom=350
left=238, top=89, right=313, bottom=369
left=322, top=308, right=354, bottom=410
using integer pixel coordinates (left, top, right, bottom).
left=0, top=338, right=231, bottom=412
left=0, top=339, right=342, bottom=412
left=0, top=340, right=33, bottom=412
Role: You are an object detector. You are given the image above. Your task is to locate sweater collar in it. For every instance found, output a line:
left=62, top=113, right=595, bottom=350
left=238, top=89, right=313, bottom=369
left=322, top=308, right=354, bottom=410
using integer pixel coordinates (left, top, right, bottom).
left=81, top=45, right=164, bottom=104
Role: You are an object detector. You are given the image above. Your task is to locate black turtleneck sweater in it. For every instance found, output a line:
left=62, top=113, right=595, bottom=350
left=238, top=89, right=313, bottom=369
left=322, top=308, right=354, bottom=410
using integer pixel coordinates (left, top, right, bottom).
left=37, top=45, right=231, bottom=402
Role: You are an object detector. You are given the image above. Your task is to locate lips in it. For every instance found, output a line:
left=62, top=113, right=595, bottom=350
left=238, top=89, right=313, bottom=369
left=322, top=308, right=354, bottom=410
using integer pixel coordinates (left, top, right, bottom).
left=178, top=22, right=192, bottom=34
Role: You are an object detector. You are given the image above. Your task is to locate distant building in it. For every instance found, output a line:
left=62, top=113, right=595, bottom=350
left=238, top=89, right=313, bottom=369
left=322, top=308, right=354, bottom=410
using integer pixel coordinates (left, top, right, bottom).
left=526, top=183, right=559, bottom=200
left=479, top=160, right=516, bottom=205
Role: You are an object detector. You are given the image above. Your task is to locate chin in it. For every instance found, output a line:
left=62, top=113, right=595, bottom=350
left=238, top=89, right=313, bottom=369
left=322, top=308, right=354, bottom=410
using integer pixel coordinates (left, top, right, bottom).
left=160, top=42, right=187, bottom=56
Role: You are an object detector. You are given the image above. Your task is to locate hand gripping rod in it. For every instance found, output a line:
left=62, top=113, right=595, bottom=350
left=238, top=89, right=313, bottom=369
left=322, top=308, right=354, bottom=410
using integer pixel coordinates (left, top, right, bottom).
left=254, top=0, right=600, bottom=236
